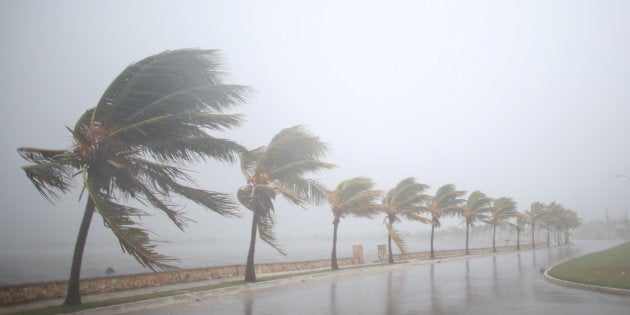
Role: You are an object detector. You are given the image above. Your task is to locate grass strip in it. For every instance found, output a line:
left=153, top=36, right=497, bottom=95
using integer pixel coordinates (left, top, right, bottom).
left=548, top=241, right=630, bottom=290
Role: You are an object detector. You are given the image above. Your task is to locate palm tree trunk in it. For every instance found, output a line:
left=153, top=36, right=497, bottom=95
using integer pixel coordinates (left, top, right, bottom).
left=492, top=223, right=497, bottom=252
left=531, top=221, right=536, bottom=249
left=64, top=198, right=96, bottom=305
left=388, top=216, right=394, bottom=264
left=331, top=217, right=340, bottom=270
left=557, top=229, right=561, bottom=245
left=546, top=229, right=550, bottom=247
left=465, top=222, right=470, bottom=255
left=245, top=211, right=259, bottom=282
left=430, top=223, right=436, bottom=258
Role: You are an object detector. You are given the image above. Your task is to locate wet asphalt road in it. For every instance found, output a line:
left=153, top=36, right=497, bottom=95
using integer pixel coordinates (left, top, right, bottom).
left=126, top=240, right=629, bottom=315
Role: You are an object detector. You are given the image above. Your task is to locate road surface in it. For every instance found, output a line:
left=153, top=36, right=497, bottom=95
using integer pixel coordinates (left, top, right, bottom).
left=124, top=240, right=629, bottom=315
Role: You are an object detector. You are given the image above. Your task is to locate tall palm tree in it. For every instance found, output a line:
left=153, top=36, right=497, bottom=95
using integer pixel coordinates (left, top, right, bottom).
left=237, top=126, right=334, bottom=281
left=328, top=177, right=382, bottom=269
left=461, top=191, right=492, bottom=255
left=420, top=184, right=466, bottom=258
left=382, top=177, right=430, bottom=263
left=485, top=197, right=517, bottom=252
left=17, top=49, right=247, bottom=305
left=546, top=202, right=569, bottom=245
left=522, top=202, right=548, bottom=249
left=562, top=209, right=581, bottom=244
left=507, top=212, right=526, bottom=250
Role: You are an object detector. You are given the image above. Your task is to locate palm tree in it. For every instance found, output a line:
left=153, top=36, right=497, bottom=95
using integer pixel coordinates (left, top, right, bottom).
left=382, top=177, right=430, bottom=263
left=328, top=177, right=382, bottom=269
left=546, top=202, right=571, bottom=245
left=237, top=126, right=334, bottom=281
left=485, top=197, right=517, bottom=252
left=522, top=202, right=548, bottom=249
left=420, top=184, right=466, bottom=258
left=507, top=212, right=526, bottom=250
left=17, top=49, right=247, bottom=305
left=461, top=191, right=492, bottom=255
left=562, top=209, right=581, bottom=243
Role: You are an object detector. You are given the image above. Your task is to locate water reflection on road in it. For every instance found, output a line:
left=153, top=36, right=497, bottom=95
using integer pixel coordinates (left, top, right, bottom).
left=129, top=240, right=629, bottom=315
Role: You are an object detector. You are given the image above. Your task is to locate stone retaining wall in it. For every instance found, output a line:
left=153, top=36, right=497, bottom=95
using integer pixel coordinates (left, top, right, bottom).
left=0, top=245, right=364, bottom=306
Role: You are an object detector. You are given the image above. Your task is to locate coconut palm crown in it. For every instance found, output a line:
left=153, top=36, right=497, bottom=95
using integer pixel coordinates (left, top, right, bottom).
left=237, top=125, right=335, bottom=281
left=420, top=184, right=466, bottom=258
left=17, top=49, right=248, bottom=305
left=382, top=177, right=431, bottom=263
left=485, top=197, right=518, bottom=252
left=328, top=177, right=383, bottom=269
left=523, top=201, right=548, bottom=249
left=461, top=190, right=492, bottom=254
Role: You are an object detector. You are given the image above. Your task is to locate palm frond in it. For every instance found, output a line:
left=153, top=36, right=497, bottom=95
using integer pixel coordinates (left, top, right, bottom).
left=257, top=212, right=286, bottom=256
left=93, top=49, right=249, bottom=127
left=405, top=213, right=433, bottom=225
left=237, top=186, right=255, bottom=211
left=275, top=177, right=330, bottom=206
left=239, top=146, right=266, bottom=178
left=143, top=133, right=245, bottom=165
left=260, top=126, right=329, bottom=170
left=20, top=158, right=75, bottom=202
left=333, top=177, right=375, bottom=202
left=86, top=177, right=177, bottom=271
left=269, top=160, right=336, bottom=181
left=385, top=222, right=406, bottom=254
left=170, top=184, right=239, bottom=218
left=335, top=190, right=383, bottom=217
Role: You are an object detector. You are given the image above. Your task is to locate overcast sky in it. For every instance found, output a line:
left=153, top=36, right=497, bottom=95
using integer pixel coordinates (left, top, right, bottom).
left=1, top=0, right=629, bottom=264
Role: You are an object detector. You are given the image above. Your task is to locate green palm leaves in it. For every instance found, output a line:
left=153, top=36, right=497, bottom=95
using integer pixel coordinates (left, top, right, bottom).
left=382, top=177, right=429, bottom=262
left=421, top=184, right=466, bottom=258
left=18, top=49, right=247, bottom=304
left=328, top=177, right=382, bottom=269
left=330, top=177, right=383, bottom=220
left=461, top=191, right=492, bottom=254
left=523, top=201, right=548, bottom=249
left=237, top=126, right=334, bottom=281
left=486, top=197, right=518, bottom=252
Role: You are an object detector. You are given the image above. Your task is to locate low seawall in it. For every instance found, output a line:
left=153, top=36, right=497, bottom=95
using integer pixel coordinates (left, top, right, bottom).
left=0, top=245, right=363, bottom=306
left=0, top=243, right=553, bottom=306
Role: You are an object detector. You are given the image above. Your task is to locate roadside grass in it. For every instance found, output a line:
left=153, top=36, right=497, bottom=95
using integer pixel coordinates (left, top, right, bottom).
left=10, top=263, right=391, bottom=315
left=548, top=241, right=630, bottom=290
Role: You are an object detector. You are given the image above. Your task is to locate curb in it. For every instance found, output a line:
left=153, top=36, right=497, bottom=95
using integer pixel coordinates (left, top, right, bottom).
left=543, top=267, right=630, bottom=296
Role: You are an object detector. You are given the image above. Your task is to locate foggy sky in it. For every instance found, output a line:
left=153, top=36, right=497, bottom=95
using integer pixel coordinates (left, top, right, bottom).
left=1, top=0, right=629, bottom=262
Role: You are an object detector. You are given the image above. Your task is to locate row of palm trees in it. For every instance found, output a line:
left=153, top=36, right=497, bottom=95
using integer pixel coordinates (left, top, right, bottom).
left=17, top=49, right=580, bottom=305
left=326, top=177, right=581, bottom=268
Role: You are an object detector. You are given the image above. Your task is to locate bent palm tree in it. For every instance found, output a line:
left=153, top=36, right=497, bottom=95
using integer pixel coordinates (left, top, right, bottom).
left=562, top=209, right=581, bottom=244
left=507, top=212, right=526, bottom=250
left=485, top=197, right=517, bottom=252
left=18, top=49, right=247, bottom=305
left=382, top=177, right=430, bottom=263
left=420, top=184, right=465, bottom=258
left=237, top=126, right=334, bottom=281
left=461, top=191, right=492, bottom=255
left=328, top=177, right=382, bottom=269
left=522, top=202, right=548, bottom=249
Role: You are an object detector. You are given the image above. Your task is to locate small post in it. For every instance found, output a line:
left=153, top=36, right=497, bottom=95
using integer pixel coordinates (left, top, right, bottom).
left=377, top=245, right=387, bottom=263
left=352, top=245, right=364, bottom=264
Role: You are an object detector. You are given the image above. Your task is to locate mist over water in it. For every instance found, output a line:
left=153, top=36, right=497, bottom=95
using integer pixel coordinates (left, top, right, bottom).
left=2, top=0, right=630, bottom=289
left=0, top=228, right=514, bottom=285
